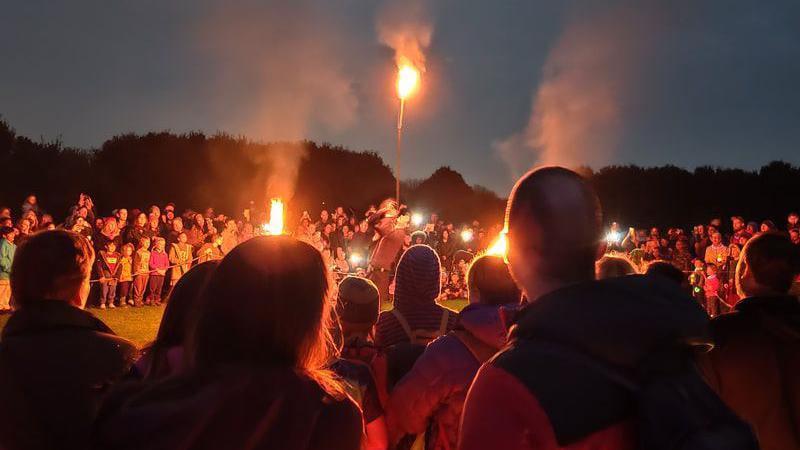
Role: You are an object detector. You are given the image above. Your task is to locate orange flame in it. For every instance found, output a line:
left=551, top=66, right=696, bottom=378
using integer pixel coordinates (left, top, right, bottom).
left=397, top=64, right=420, bottom=100
left=266, top=198, right=284, bottom=235
left=486, top=231, right=508, bottom=257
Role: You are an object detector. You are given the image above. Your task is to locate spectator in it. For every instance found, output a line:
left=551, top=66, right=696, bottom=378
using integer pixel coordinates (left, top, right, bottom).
left=125, top=212, right=147, bottom=245
left=595, top=254, right=637, bottom=279
left=168, top=232, right=192, bottom=287
left=646, top=260, right=690, bottom=290
left=220, top=218, right=238, bottom=255
left=95, top=217, right=122, bottom=253
left=704, top=263, right=721, bottom=317
left=389, top=254, right=520, bottom=450
left=760, top=220, right=776, bottom=233
left=96, top=241, right=121, bottom=309
left=790, top=228, right=800, bottom=246
left=14, top=217, right=32, bottom=247
left=0, top=226, right=16, bottom=312
left=147, top=237, right=169, bottom=306
left=0, top=230, right=137, bottom=450
left=144, top=213, right=162, bottom=239
left=166, top=217, right=184, bottom=247
left=334, top=246, right=350, bottom=274
left=133, top=261, right=219, bottom=381
left=436, top=229, right=457, bottom=268
left=197, top=235, right=224, bottom=263
left=131, top=237, right=151, bottom=307
left=114, top=208, right=128, bottom=234
left=788, top=212, right=799, bottom=231
left=459, top=167, right=711, bottom=450
left=705, top=231, right=729, bottom=265
left=698, top=232, right=800, bottom=450
left=672, top=237, right=693, bottom=272
left=442, top=271, right=466, bottom=300
left=20, top=195, right=40, bottom=218
left=375, top=245, right=458, bottom=349
left=118, top=243, right=134, bottom=307
left=92, top=236, right=362, bottom=450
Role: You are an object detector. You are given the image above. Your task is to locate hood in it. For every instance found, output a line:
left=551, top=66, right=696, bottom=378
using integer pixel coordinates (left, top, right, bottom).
left=458, top=303, right=513, bottom=350
left=394, top=245, right=441, bottom=311
left=511, top=275, right=710, bottom=367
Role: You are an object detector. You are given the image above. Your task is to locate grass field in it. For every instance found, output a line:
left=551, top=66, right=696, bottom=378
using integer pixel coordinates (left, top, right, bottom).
left=0, top=299, right=470, bottom=347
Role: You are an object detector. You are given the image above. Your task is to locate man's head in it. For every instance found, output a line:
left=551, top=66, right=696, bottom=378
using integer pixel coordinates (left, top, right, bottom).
left=1, top=226, right=15, bottom=243
left=736, top=232, right=799, bottom=298
left=790, top=229, right=800, bottom=245
left=505, top=167, right=602, bottom=300
left=336, top=276, right=380, bottom=335
left=788, top=212, right=799, bottom=228
left=11, top=230, right=95, bottom=308
left=467, top=254, right=522, bottom=306
left=711, top=232, right=722, bottom=246
left=731, top=216, right=744, bottom=232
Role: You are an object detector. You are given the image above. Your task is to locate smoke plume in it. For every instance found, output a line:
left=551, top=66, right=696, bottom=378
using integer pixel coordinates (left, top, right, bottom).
left=194, top=1, right=357, bottom=201
left=496, top=3, right=663, bottom=178
left=377, top=0, right=433, bottom=71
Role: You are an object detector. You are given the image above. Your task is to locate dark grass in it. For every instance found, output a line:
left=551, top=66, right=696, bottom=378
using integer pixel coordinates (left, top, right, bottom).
left=0, top=299, right=469, bottom=348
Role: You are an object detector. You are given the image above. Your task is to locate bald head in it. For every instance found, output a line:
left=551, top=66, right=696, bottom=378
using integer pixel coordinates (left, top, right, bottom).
left=505, top=167, right=602, bottom=298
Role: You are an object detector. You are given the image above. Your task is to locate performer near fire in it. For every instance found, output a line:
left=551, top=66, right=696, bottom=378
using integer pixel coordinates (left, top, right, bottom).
left=366, top=199, right=407, bottom=304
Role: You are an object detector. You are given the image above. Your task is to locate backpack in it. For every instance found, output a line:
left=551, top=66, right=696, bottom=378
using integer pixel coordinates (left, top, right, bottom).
left=527, top=340, right=759, bottom=450
left=383, top=309, right=451, bottom=392
left=391, top=309, right=451, bottom=345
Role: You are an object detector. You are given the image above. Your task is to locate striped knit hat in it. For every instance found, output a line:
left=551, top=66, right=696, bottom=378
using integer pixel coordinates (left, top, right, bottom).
left=393, top=244, right=441, bottom=312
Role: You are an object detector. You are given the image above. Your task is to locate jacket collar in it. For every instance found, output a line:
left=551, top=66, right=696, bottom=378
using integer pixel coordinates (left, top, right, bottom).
left=735, top=295, right=800, bottom=315
left=2, top=299, right=115, bottom=339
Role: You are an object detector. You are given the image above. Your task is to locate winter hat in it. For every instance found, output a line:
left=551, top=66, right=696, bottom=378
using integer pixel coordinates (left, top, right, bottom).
left=337, top=276, right=380, bottom=326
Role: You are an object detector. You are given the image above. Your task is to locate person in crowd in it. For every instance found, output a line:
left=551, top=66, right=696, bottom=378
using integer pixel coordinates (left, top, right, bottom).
left=436, top=229, right=457, bottom=269
left=698, top=232, right=800, bottom=450
left=645, top=260, right=691, bottom=291
left=96, top=240, right=122, bottom=309
left=705, top=231, right=729, bottom=265
left=95, top=217, right=122, bottom=252
left=731, top=216, right=751, bottom=243
left=0, top=226, right=16, bottom=312
left=442, top=271, right=466, bottom=300
left=147, top=237, right=169, bottom=306
left=114, top=208, right=128, bottom=233
left=0, top=230, right=137, bottom=450
left=672, top=236, right=694, bottom=272
left=375, top=245, right=458, bottom=348
left=92, top=236, right=363, bottom=450
left=334, top=246, right=350, bottom=274
left=389, top=254, right=521, bottom=450
left=704, top=262, right=721, bottom=317
left=20, top=195, right=40, bottom=218
left=168, top=232, right=192, bottom=287
left=166, top=217, right=184, bottom=247
left=330, top=278, right=388, bottom=450
left=220, top=218, right=238, bottom=255
left=125, top=212, right=147, bottom=245
left=197, top=235, right=224, bottom=263
left=133, top=261, right=219, bottom=380
left=760, top=220, right=777, bottom=233
left=132, top=237, right=151, bottom=307
left=595, top=254, right=637, bottom=279
left=692, top=224, right=710, bottom=259
left=14, top=217, right=33, bottom=247
left=368, top=200, right=407, bottom=304
left=459, top=167, right=711, bottom=450
left=162, top=203, right=176, bottom=229
left=144, top=213, right=162, bottom=240
left=118, top=243, right=134, bottom=307
left=788, top=212, right=799, bottom=231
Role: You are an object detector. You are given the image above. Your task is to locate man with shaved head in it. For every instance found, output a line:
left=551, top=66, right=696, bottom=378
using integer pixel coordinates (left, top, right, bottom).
left=459, top=167, right=710, bottom=450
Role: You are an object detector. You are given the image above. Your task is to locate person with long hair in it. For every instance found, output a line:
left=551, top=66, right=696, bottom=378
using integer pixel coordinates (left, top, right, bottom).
left=133, top=261, right=219, bottom=381
left=93, top=236, right=363, bottom=450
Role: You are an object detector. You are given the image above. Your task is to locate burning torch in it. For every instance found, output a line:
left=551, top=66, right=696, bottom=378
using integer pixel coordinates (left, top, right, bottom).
left=395, top=64, right=419, bottom=203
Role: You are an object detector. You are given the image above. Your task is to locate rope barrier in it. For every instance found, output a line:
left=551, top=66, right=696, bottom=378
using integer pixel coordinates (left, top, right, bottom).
left=89, top=253, right=207, bottom=284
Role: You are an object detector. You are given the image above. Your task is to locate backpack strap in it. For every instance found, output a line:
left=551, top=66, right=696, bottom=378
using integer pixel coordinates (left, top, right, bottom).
left=437, top=310, right=450, bottom=337
left=391, top=309, right=414, bottom=341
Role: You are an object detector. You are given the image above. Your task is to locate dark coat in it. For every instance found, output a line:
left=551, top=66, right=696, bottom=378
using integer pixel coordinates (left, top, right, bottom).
left=459, top=275, right=710, bottom=450
left=389, top=303, right=512, bottom=450
left=698, top=295, right=800, bottom=450
left=92, top=365, right=363, bottom=450
left=0, top=300, right=138, bottom=450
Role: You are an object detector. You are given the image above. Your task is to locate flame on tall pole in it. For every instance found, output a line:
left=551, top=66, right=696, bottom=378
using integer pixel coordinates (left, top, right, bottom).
left=266, top=198, right=285, bottom=235
left=395, top=64, right=419, bottom=203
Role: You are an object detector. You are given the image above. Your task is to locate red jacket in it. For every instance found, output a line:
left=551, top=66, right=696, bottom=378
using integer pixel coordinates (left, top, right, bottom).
left=459, top=275, right=709, bottom=450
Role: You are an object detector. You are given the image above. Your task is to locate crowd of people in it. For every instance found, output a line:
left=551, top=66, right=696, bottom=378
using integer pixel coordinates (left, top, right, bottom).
left=0, top=167, right=797, bottom=450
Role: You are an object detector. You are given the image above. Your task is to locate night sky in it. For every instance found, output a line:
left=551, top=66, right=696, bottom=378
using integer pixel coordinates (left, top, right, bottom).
left=2, top=0, right=798, bottom=195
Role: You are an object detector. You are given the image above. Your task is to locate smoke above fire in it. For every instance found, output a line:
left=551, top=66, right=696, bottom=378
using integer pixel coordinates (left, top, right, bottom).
left=377, top=0, right=433, bottom=73
left=193, top=1, right=357, bottom=202
left=495, top=3, right=664, bottom=178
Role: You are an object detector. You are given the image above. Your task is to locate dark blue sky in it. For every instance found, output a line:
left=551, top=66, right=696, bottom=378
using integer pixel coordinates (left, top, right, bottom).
left=1, top=0, right=798, bottom=194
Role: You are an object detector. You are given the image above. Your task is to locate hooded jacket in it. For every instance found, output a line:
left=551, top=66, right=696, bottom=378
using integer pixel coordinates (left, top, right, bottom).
left=389, top=303, right=513, bottom=450
left=375, top=245, right=458, bottom=348
left=698, top=295, right=800, bottom=450
left=92, top=365, right=363, bottom=450
left=459, top=275, right=710, bottom=450
left=0, top=300, right=137, bottom=450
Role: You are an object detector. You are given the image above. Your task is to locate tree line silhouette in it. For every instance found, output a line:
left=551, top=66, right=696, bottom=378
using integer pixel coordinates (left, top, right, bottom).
left=1, top=118, right=798, bottom=229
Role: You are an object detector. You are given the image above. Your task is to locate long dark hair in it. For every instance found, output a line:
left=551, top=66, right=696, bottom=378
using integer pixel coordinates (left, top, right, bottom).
left=143, top=261, right=219, bottom=380
left=188, top=236, right=341, bottom=394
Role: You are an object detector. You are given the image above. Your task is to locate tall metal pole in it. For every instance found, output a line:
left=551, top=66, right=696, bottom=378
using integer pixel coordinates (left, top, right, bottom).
left=395, top=98, right=405, bottom=204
